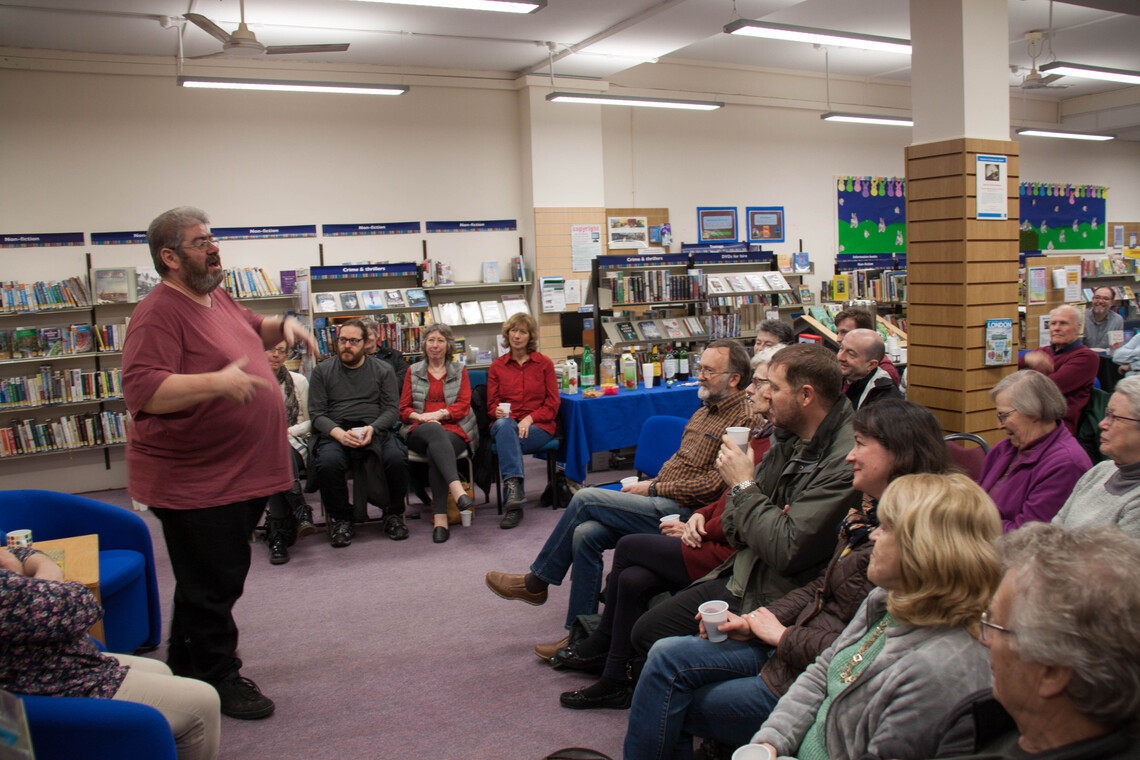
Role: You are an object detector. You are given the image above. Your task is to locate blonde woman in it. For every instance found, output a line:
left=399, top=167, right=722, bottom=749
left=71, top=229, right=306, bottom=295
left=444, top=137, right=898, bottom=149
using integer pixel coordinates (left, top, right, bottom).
left=747, top=472, right=1002, bottom=760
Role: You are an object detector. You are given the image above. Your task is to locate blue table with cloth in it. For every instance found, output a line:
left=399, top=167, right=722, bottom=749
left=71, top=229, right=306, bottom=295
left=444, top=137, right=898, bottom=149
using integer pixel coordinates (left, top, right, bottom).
left=557, top=382, right=702, bottom=484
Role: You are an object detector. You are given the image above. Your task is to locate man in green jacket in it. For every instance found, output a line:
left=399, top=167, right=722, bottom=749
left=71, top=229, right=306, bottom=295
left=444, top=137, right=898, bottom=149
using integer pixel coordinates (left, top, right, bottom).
left=631, top=343, right=861, bottom=657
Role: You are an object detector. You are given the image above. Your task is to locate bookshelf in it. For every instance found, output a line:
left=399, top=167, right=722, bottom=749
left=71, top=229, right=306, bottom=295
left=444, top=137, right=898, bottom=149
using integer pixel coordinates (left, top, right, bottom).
left=424, top=279, right=532, bottom=369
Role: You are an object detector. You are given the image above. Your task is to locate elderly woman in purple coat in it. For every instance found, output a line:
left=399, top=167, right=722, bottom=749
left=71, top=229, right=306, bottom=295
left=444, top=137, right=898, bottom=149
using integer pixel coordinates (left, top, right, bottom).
left=979, top=370, right=1092, bottom=531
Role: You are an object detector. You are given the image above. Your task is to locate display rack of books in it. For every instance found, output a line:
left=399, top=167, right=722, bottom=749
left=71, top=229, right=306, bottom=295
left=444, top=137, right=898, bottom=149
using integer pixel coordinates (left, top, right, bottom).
left=425, top=276, right=532, bottom=369
left=591, top=252, right=701, bottom=354
left=0, top=275, right=128, bottom=460
left=824, top=253, right=908, bottom=308
left=1079, top=253, right=1140, bottom=321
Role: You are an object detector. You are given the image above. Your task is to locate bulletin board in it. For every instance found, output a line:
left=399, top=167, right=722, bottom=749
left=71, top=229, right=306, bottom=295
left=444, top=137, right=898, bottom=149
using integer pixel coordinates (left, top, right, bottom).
left=1019, top=183, right=1107, bottom=251
left=836, top=176, right=906, bottom=255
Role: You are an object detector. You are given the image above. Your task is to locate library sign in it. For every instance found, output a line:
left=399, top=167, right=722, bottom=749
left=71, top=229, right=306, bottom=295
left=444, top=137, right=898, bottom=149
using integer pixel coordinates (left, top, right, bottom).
left=322, top=222, right=421, bottom=237
left=1, top=232, right=84, bottom=248
left=211, top=225, right=317, bottom=240
left=426, top=220, right=517, bottom=233
left=92, top=231, right=148, bottom=245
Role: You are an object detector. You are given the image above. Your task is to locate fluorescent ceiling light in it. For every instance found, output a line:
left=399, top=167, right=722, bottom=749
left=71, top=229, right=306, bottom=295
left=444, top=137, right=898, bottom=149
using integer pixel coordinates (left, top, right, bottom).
left=178, top=76, right=408, bottom=95
left=1016, top=128, right=1114, bottom=142
left=1039, top=61, right=1140, bottom=86
left=725, top=19, right=910, bottom=55
left=546, top=91, right=723, bottom=111
left=821, top=111, right=912, bottom=127
left=350, top=0, right=544, bottom=12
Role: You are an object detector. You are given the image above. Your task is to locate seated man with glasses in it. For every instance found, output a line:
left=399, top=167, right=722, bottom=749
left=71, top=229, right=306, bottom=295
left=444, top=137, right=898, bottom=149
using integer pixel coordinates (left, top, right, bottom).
left=1084, top=286, right=1123, bottom=350
left=486, top=340, right=758, bottom=659
left=936, top=522, right=1140, bottom=760
left=309, top=319, right=409, bottom=547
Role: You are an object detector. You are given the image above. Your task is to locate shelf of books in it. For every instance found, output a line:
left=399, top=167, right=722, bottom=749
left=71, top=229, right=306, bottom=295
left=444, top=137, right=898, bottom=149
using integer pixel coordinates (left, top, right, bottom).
left=823, top=253, right=908, bottom=306
left=795, top=304, right=908, bottom=349
left=1079, top=253, right=1140, bottom=321
left=692, top=246, right=814, bottom=343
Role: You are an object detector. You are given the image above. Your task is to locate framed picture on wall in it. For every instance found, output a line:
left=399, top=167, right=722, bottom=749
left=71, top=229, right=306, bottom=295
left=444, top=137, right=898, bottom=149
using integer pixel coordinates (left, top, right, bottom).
left=697, top=207, right=737, bottom=243
left=608, top=216, right=649, bottom=249
left=746, top=206, right=785, bottom=243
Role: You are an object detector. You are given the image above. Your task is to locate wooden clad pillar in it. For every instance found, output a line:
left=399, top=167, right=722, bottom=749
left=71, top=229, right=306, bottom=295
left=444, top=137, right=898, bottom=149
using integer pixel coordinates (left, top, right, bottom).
left=905, top=138, right=1020, bottom=446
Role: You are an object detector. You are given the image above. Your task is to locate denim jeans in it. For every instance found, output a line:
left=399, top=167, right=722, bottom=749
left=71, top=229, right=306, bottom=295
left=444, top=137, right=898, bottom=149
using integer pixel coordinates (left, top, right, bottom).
left=529, top=487, right=691, bottom=629
left=623, top=635, right=777, bottom=760
left=491, top=417, right=555, bottom=482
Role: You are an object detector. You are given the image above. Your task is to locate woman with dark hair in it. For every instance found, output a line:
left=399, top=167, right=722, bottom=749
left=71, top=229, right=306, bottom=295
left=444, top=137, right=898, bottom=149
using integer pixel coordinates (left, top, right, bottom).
left=399, top=323, right=478, bottom=543
left=623, top=399, right=954, bottom=760
left=753, top=320, right=792, bottom=353
left=488, top=311, right=560, bottom=529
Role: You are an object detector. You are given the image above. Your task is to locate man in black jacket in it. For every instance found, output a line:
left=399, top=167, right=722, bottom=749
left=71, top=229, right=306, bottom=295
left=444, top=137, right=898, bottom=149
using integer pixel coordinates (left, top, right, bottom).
left=838, top=329, right=901, bottom=411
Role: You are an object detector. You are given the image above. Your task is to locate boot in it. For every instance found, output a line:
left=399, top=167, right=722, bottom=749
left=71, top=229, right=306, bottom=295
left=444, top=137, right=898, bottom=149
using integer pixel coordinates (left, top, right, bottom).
left=294, top=504, right=317, bottom=538
left=267, top=519, right=290, bottom=565
left=503, top=477, right=526, bottom=510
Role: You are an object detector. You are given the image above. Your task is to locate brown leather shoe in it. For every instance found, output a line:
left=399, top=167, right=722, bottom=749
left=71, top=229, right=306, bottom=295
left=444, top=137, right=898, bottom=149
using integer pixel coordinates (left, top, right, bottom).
left=535, top=635, right=571, bottom=662
left=485, top=571, right=548, bottom=606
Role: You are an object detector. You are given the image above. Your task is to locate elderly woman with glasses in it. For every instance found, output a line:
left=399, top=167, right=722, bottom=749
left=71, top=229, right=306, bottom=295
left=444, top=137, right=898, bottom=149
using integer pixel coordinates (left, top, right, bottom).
left=979, top=370, right=1091, bottom=532
left=1053, top=375, right=1140, bottom=538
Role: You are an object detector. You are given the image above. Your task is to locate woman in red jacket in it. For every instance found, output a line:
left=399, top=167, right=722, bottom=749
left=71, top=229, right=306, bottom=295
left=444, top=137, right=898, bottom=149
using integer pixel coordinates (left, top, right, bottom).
left=552, top=354, right=777, bottom=710
left=488, top=312, right=560, bottom=529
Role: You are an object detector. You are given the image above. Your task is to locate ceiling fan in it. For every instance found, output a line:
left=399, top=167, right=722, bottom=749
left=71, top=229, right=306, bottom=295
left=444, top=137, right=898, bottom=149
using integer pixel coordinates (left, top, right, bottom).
left=184, top=0, right=350, bottom=59
left=1012, top=30, right=1067, bottom=91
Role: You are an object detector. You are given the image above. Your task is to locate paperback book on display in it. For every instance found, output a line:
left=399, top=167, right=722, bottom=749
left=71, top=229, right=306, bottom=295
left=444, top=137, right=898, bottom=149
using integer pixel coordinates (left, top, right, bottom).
left=482, top=261, right=500, bottom=283
left=405, top=288, right=429, bottom=309
left=479, top=300, right=504, bottom=324
left=314, top=293, right=338, bottom=313
left=614, top=321, right=638, bottom=342
left=638, top=320, right=662, bottom=340
left=662, top=318, right=685, bottom=338
left=135, top=267, right=160, bottom=301
left=745, top=274, right=770, bottom=292
left=437, top=302, right=462, bottom=325
left=92, top=268, right=137, bottom=304
left=500, top=294, right=529, bottom=318
left=763, top=272, right=792, bottom=291
left=360, top=290, right=385, bottom=309
left=459, top=301, right=482, bottom=325
left=384, top=290, right=406, bottom=308
left=338, top=291, right=360, bottom=311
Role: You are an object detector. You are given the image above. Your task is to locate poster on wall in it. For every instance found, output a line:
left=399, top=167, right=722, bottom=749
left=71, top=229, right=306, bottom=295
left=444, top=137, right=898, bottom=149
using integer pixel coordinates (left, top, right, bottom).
left=607, top=217, right=648, bottom=249
left=697, top=207, right=738, bottom=243
left=836, top=176, right=906, bottom=255
left=571, top=223, right=602, bottom=272
left=975, top=155, right=1009, bottom=220
left=746, top=207, right=784, bottom=243
left=1019, top=183, right=1107, bottom=251
left=985, top=318, right=1013, bottom=366
left=1027, top=266, right=1047, bottom=305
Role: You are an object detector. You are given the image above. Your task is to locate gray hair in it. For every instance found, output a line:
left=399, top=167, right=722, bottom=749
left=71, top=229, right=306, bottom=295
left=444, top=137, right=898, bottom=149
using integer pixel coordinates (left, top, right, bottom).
left=990, top=369, right=1067, bottom=422
left=1050, top=304, right=1080, bottom=326
left=1115, top=376, right=1140, bottom=419
left=422, top=322, right=457, bottom=360
left=1002, top=523, right=1140, bottom=727
left=751, top=344, right=782, bottom=370
left=147, top=206, right=209, bottom=275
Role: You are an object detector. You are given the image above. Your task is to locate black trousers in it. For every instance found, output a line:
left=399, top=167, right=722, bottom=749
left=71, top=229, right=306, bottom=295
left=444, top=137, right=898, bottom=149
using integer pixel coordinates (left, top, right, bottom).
left=152, top=497, right=267, bottom=684
left=407, top=424, right=466, bottom=515
left=629, top=576, right=740, bottom=661
left=267, top=448, right=307, bottom=525
left=315, top=434, right=408, bottom=520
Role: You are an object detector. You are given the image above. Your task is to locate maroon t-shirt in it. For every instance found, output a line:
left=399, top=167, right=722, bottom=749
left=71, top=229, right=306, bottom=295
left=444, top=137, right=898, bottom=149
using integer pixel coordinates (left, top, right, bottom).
left=122, top=283, right=290, bottom=509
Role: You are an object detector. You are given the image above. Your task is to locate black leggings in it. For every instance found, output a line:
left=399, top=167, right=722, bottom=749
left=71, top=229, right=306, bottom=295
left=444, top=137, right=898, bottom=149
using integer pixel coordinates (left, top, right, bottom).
left=407, top=424, right=467, bottom=515
left=596, top=533, right=693, bottom=681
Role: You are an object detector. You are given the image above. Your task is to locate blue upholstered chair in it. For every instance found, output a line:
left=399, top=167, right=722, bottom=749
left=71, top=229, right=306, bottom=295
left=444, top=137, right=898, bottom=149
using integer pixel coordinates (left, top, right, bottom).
left=0, top=490, right=162, bottom=653
left=20, top=694, right=177, bottom=760
left=599, top=415, right=689, bottom=489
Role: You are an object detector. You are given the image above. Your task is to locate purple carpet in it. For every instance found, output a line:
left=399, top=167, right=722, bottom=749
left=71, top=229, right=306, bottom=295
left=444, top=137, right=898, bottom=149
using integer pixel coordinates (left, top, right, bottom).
left=81, top=456, right=634, bottom=760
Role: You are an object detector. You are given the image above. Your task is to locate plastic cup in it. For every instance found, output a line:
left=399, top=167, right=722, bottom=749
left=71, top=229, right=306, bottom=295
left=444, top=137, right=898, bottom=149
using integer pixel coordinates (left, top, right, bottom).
left=498, top=402, right=511, bottom=415
left=731, top=746, right=774, bottom=760
left=698, top=599, right=730, bottom=643
left=726, top=426, right=751, bottom=447
left=659, top=514, right=681, bottom=524
left=460, top=509, right=473, bottom=527
left=6, top=529, right=32, bottom=548
left=642, top=363, right=654, bottom=389
left=620, top=476, right=640, bottom=488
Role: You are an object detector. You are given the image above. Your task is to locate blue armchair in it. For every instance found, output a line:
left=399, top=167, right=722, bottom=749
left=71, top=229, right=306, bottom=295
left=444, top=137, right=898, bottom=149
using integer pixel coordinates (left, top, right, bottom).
left=0, top=490, right=162, bottom=653
left=20, top=694, right=176, bottom=760
left=599, top=415, right=689, bottom=489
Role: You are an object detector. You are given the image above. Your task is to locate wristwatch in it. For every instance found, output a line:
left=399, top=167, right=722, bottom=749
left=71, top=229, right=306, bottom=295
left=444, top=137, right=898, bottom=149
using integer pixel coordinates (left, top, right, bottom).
left=729, top=480, right=755, bottom=497
left=648, top=482, right=658, bottom=497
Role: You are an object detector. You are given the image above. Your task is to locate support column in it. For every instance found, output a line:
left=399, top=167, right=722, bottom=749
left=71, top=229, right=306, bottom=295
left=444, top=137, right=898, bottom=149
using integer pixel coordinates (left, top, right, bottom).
left=905, top=0, right=1020, bottom=445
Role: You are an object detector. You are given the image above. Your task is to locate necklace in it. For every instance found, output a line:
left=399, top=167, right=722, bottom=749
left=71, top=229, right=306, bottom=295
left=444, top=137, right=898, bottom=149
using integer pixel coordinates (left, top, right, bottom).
left=838, top=616, right=890, bottom=684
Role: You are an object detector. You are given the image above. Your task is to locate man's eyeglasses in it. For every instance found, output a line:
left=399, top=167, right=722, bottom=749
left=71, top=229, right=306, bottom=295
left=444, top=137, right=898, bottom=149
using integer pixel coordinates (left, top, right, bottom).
left=179, top=236, right=218, bottom=252
left=980, top=610, right=1016, bottom=643
left=337, top=337, right=363, bottom=346
left=697, top=367, right=731, bottom=378
left=267, top=347, right=288, bottom=356
left=1104, top=410, right=1140, bottom=426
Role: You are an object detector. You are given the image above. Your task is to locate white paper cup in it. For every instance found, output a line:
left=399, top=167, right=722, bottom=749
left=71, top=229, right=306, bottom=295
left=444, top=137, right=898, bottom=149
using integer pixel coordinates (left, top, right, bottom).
left=498, top=402, right=511, bottom=415
left=6, top=529, right=32, bottom=548
left=659, top=513, right=681, bottom=524
left=726, top=426, right=751, bottom=447
left=351, top=426, right=368, bottom=441
left=642, top=363, right=654, bottom=389
left=460, top=509, right=473, bottom=527
left=698, top=599, right=730, bottom=643
left=621, top=476, right=640, bottom=488
left=731, top=745, right=774, bottom=760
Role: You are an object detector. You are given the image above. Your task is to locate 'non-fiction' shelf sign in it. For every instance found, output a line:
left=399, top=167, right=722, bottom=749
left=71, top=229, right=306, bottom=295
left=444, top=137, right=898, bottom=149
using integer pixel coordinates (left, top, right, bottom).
left=92, top=231, right=148, bottom=245
left=1, top=232, right=84, bottom=248
left=322, top=222, right=421, bottom=236
left=426, top=220, right=517, bottom=233
left=212, top=225, right=317, bottom=240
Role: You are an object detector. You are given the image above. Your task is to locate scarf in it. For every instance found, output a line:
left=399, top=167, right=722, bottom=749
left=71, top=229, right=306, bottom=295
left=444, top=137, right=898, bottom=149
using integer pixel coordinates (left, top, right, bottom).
left=276, top=365, right=300, bottom=427
left=839, top=494, right=879, bottom=549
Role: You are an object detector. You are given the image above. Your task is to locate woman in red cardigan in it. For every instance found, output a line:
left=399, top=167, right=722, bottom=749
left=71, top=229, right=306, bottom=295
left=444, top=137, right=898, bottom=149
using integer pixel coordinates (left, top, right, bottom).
left=550, top=354, right=776, bottom=710
left=488, top=311, right=560, bottom=529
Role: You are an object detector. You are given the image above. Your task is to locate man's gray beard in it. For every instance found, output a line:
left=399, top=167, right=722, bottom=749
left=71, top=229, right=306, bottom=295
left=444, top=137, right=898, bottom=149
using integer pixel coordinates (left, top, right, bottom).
left=186, top=268, right=224, bottom=295
left=698, top=386, right=725, bottom=404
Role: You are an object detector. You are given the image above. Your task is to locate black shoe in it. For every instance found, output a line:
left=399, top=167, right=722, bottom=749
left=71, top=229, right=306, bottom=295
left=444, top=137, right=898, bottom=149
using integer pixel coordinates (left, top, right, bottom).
left=500, top=508, right=524, bottom=530
left=550, top=643, right=607, bottom=674
left=503, top=477, right=526, bottom=510
left=559, top=680, right=631, bottom=710
left=268, top=534, right=290, bottom=564
left=214, top=673, right=275, bottom=720
left=330, top=519, right=354, bottom=548
left=295, top=506, right=317, bottom=538
left=433, top=526, right=450, bottom=543
left=383, top=513, right=409, bottom=541
left=456, top=493, right=474, bottom=511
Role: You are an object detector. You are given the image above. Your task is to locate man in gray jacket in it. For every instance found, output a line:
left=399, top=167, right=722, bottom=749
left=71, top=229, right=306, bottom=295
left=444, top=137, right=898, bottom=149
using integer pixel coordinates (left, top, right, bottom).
left=631, top=343, right=861, bottom=656
left=309, top=319, right=409, bottom=548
